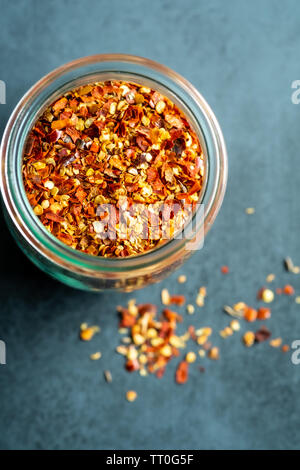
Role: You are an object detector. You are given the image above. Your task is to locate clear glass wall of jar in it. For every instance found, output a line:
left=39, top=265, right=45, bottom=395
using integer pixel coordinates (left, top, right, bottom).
left=0, top=54, right=227, bottom=292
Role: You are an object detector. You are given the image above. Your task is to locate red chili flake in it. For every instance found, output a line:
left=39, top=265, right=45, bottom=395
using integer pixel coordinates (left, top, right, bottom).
left=244, top=306, right=257, bottom=322
left=276, top=288, right=283, bottom=295
left=221, top=265, right=229, bottom=274
left=188, top=325, right=197, bottom=342
left=257, top=307, right=271, bottom=320
left=169, top=295, right=186, bottom=306
left=75, top=186, right=87, bottom=204
left=283, top=284, right=295, bottom=296
left=45, top=212, right=64, bottom=223
left=255, top=326, right=271, bottom=343
left=175, top=360, right=189, bottom=384
left=23, top=80, right=204, bottom=258
left=282, top=345, right=290, bottom=353
left=257, top=287, right=264, bottom=300
left=90, top=141, right=100, bottom=153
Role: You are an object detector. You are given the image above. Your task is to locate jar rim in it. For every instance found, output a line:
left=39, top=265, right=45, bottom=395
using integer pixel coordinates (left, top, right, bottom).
left=0, top=53, right=227, bottom=275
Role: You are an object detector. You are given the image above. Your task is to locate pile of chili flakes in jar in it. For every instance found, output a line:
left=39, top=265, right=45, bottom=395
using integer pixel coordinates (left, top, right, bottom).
left=79, top=257, right=298, bottom=401
left=22, top=81, right=204, bottom=257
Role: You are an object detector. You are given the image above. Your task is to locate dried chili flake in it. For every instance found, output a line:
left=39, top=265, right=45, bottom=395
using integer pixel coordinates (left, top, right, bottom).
left=221, top=265, right=229, bottom=274
left=283, top=284, right=295, bottom=296
left=244, top=306, right=257, bottom=322
left=257, top=307, right=271, bottom=320
left=175, top=360, right=189, bottom=384
left=255, top=326, right=271, bottom=343
left=23, top=80, right=204, bottom=257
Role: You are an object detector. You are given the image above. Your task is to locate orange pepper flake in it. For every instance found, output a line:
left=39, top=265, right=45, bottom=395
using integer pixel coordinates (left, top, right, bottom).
left=169, top=295, right=186, bottom=306
left=282, top=344, right=290, bottom=353
left=244, top=306, right=257, bottom=322
left=257, top=307, right=271, bottom=320
left=283, top=284, right=295, bottom=296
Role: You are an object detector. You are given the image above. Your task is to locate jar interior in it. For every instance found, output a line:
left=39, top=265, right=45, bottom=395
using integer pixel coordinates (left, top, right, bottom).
left=16, top=70, right=209, bottom=261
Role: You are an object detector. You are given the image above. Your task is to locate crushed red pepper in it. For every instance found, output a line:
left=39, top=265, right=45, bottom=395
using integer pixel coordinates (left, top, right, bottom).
left=79, top=257, right=295, bottom=397
left=23, top=81, right=204, bottom=257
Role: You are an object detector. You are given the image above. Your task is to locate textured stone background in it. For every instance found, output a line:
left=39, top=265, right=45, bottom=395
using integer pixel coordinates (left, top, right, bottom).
left=0, top=0, right=300, bottom=450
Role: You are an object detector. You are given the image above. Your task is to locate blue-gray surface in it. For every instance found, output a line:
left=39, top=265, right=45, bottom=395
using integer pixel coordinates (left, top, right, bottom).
left=0, top=0, right=300, bottom=450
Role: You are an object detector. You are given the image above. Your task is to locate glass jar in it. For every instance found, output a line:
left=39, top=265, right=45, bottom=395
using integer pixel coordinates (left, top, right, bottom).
left=0, top=54, right=227, bottom=292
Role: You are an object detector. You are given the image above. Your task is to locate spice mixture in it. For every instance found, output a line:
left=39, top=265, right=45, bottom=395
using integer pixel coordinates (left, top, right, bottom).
left=22, top=81, right=204, bottom=257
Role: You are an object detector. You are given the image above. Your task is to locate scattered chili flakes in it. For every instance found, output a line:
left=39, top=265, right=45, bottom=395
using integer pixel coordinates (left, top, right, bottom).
left=79, top=256, right=296, bottom=394
left=161, top=288, right=170, bottom=305
left=23, top=80, right=204, bottom=258
left=230, top=319, right=240, bottom=331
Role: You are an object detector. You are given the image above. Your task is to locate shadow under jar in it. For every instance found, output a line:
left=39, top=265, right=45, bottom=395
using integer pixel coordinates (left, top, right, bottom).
left=0, top=54, right=227, bottom=292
